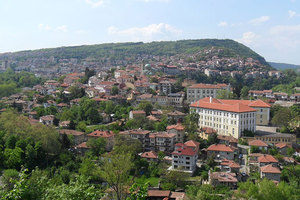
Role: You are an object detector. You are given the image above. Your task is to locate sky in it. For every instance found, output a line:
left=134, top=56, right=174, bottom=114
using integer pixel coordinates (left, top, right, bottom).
left=0, top=0, right=300, bottom=64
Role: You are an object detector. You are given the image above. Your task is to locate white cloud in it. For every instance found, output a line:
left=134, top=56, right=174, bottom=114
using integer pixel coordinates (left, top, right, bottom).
left=38, top=24, right=68, bottom=32
left=107, top=23, right=182, bottom=42
left=270, top=24, right=300, bottom=36
left=249, top=16, right=270, bottom=25
left=218, top=21, right=228, bottom=27
left=237, top=32, right=258, bottom=45
left=288, top=10, right=297, bottom=18
left=84, top=0, right=105, bottom=8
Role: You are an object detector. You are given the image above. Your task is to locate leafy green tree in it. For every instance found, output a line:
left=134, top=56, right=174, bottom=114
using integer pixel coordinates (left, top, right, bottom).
left=216, top=89, right=236, bottom=99
left=4, top=147, right=24, bottom=169
left=126, top=183, right=148, bottom=200
left=240, top=86, right=250, bottom=99
left=183, top=113, right=199, bottom=134
left=271, top=107, right=292, bottom=127
left=101, top=152, right=133, bottom=200
left=138, top=101, right=153, bottom=115
left=87, top=137, right=106, bottom=156
left=111, top=86, right=119, bottom=95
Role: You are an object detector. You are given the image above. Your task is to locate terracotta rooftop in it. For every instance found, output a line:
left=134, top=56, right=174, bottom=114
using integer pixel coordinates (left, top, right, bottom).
left=131, top=110, right=146, bottom=114
left=75, top=142, right=89, bottom=149
left=210, top=172, right=238, bottom=183
left=207, top=144, right=236, bottom=152
left=221, top=159, right=240, bottom=168
left=149, top=132, right=176, bottom=139
left=249, top=140, right=268, bottom=147
left=167, top=123, right=185, bottom=131
left=258, top=155, right=278, bottom=163
left=260, top=164, right=281, bottom=174
left=201, top=127, right=217, bottom=134
left=275, top=142, right=289, bottom=149
left=190, top=97, right=256, bottom=113
left=141, top=151, right=158, bottom=159
left=148, top=190, right=171, bottom=197
left=167, top=110, right=185, bottom=116
left=217, top=135, right=238, bottom=143
left=87, top=130, right=114, bottom=138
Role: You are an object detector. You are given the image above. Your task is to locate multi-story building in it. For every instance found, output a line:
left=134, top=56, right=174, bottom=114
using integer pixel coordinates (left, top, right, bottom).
left=187, top=83, right=230, bottom=103
left=166, top=123, right=185, bottom=143
left=190, top=97, right=257, bottom=139
left=159, top=80, right=175, bottom=95
left=207, top=144, right=237, bottom=160
left=119, top=129, right=151, bottom=151
left=149, top=132, right=176, bottom=154
left=171, top=140, right=199, bottom=173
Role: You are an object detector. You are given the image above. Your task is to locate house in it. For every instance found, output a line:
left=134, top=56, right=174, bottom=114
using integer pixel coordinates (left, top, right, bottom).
left=208, top=171, right=238, bottom=189
left=273, top=92, right=288, bottom=101
left=59, top=129, right=85, bottom=145
left=147, top=190, right=187, bottom=200
left=119, top=129, right=151, bottom=151
left=151, top=110, right=163, bottom=119
left=141, top=151, right=158, bottom=162
left=260, top=164, right=281, bottom=182
left=87, top=130, right=114, bottom=151
left=39, top=115, right=55, bottom=126
left=220, top=159, right=240, bottom=173
left=217, top=135, right=238, bottom=147
left=59, top=121, right=70, bottom=129
left=249, top=140, right=268, bottom=151
left=257, top=154, right=278, bottom=167
left=198, top=127, right=217, bottom=140
left=206, top=144, right=237, bottom=160
left=159, top=80, right=175, bottom=95
left=275, top=143, right=290, bottom=156
left=167, top=110, right=186, bottom=123
left=166, top=123, right=185, bottom=143
left=290, top=93, right=300, bottom=102
left=149, top=132, right=176, bottom=154
left=171, top=140, right=199, bottom=173
left=129, top=110, right=146, bottom=119
left=74, top=142, right=90, bottom=154
left=251, top=133, right=297, bottom=146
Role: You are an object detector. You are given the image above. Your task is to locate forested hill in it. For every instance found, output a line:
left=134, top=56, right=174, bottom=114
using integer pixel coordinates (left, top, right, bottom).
left=0, top=39, right=269, bottom=65
left=268, top=62, right=300, bottom=70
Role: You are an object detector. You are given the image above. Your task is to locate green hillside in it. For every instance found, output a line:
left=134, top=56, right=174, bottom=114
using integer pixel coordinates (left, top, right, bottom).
left=268, top=62, right=300, bottom=70
left=0, top=39, right=268, bottom=65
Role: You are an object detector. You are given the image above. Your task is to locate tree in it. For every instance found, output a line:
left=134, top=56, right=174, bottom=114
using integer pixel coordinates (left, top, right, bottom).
left=138, top=101, right=153, bottom=116
left=160, top=171, right=186, bottom=191
left=126, top=183, right=148, bottom=200
left=100, top=152, right=133, bottom=200
left=111, top=86, right=119, bottom=95
left=216, top=89, right=236, bottom=99
left=183, top=113, right=199, bottom=134
left=271, top=107, right=292, bottom=127
left=240, top=86, right=250, bottom=99
left=87, top=138, right=106, bottom=156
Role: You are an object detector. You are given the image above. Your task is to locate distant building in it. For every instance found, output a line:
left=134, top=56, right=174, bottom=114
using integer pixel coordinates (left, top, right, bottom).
left=171, top=140, right=199, bottom=173
left=206, top=144, right=237, bottom=160
left=87, top=130, right=114, bottom=151
left=209, top=171, right=238, bottom=189
left=187, top=83, right=230, bottom=103
left=260, top=164, right=281, bottom=182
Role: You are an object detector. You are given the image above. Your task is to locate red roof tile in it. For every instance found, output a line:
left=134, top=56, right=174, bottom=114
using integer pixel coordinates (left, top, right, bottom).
left=148, top=190, right=171, bottom=197
left=87, top=130, right=114, bottom=138
left=258, top=155, right=278, bottom=163
left=207, top=144, right=236, bottom=152
left=141, top=151, right=158, bottom=159
left=167, top=123, right=185, bottom=131
left=189, top=83, right=228, bottom=89
left=249, top=140, right=268, bottom=147
left=260, top=164, right=281, bottom=174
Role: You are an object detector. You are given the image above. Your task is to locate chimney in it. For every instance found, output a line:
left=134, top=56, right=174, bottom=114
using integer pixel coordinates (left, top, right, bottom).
left=210, top=97, right=212, bottom=103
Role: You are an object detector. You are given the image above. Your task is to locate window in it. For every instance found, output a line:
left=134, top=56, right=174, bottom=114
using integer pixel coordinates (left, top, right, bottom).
left=186, top=157, right=190, bottom=160
left=186, top=162, right=190, bottom=165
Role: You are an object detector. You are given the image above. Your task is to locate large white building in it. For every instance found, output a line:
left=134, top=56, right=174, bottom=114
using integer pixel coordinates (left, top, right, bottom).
left=171, top=140, right=199, bottom=173
left=190, top=97, right=257, bottom=139
left=187, top=83, right=231, bottom=103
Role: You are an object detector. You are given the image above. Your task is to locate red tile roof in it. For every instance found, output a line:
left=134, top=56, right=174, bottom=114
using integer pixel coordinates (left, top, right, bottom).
left=210, top=172, right=238, bottom=183
left=249, top=140, right=268, bottom=147
left=190, top=97, right=256, bottom=113
left=149, top=132, right=176, bottom=139
left=131, top=110, right=146, bottom=114
left=75, top=142, right=89, bottom=149
left=87, top=130, right=114, bottom=138
left=221, top=159, right=240, bottom=168
left=167, top=123, right=185, bottom=131
left=207, top=144, right=236, bottom=152
left=275, top=143, right=289, bottom=149
left=258, top=155, right=278, bottom=163
left=173, top=141, right=198, bottom=156
left=260, top=164, right=281, bottom=174
left=201, top=127, right=217, bottom=134
left=141, top=151, right=158, bottom=159
left=148, top=190, right=171, bottom=197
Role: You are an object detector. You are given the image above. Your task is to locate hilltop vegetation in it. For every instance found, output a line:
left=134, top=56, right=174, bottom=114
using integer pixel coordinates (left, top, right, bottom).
left=0, top=39, right=268, bottom=65
left=268, top=62, right=300, bottom=70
